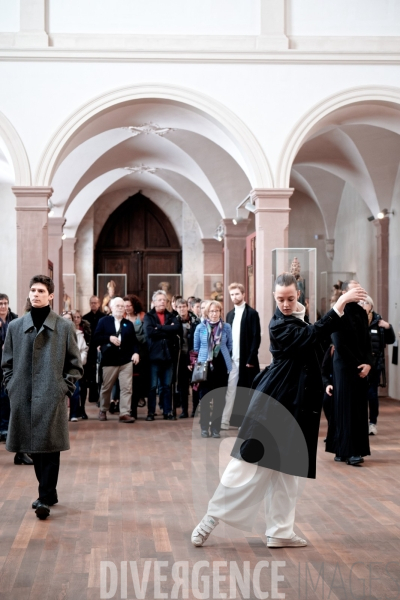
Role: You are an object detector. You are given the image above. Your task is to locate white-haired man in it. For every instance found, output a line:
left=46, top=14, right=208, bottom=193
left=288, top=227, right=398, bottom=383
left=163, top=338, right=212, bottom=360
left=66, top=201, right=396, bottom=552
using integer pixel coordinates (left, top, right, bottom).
left=144, top=291, right=181, bottom=421
left=94, top=297, right=140, bottom=423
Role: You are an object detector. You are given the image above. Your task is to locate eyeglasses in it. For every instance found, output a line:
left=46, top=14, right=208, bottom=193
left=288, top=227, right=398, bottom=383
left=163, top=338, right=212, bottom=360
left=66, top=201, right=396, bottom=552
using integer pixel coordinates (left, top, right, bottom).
left=62, top=311, right=72, bottom=315
left=209, top=310, right=221, bottom=314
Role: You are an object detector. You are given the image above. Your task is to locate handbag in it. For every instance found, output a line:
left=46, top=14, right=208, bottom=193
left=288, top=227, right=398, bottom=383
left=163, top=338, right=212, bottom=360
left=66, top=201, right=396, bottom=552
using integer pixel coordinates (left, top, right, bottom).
left=191, top=361, right=209, bottom=383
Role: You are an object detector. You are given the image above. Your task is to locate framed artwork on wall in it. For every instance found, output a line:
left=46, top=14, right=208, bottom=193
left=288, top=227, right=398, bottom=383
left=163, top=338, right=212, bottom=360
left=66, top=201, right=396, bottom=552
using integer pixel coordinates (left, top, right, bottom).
left=96, top=274, right=127, bottom=314
left=147, top=274, right=182, bottom=311
left=63, top=274, right=76, bottom=311
left=204, top=275, right=224, bottom=304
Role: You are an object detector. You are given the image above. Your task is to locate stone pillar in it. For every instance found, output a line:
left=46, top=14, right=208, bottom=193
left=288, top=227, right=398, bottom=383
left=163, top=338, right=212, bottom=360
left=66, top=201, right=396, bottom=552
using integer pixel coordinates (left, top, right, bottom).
left=15, top=0, right=49, bottom=47
left=202, top=238, right=223, bottom=305
left=253, top=188, right=293, bottom=366
left=62, top=237, right=77, bottom=274
left=222, top=219, right=248, bottom=313
left=374, top=218, right=389, bottom=319
left=48, top=217, right=65, bottom=314
left=13, top=186, right=53, bottom=316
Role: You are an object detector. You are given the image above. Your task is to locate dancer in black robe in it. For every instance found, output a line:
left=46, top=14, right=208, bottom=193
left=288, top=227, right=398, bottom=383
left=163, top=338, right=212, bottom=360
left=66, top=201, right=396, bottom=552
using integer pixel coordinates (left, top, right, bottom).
left=191, top=273, right=366, bottom=549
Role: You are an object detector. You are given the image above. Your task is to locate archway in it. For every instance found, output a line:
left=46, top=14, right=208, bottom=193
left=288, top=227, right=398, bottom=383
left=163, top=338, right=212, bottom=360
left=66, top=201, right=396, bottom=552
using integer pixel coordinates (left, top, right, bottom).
left=95, top=192, right=181, bottom=308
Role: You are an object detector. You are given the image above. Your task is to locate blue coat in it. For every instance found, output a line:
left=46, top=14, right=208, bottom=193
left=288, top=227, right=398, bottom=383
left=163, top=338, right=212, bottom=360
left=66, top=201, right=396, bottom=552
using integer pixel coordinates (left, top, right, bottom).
left=193, top=321, right=232, bottom=372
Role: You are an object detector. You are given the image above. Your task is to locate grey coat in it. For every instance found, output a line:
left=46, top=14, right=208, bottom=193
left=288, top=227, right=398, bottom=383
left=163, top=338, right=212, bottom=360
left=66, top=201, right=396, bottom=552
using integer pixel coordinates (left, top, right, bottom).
left=1, top=310, right=83, bottom=453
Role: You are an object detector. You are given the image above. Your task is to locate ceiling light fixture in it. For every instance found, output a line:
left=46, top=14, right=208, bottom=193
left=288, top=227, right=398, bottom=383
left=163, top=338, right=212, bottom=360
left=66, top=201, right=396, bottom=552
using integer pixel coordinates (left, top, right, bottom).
left=377, top=208, right=394, bottom=219
left=124, top=123, right=175, bottom=137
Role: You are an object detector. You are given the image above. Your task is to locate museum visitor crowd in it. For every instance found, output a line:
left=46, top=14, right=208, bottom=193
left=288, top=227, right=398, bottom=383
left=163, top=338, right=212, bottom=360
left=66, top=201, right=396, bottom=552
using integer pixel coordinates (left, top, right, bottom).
left=0, top=276, right=397, bottom=467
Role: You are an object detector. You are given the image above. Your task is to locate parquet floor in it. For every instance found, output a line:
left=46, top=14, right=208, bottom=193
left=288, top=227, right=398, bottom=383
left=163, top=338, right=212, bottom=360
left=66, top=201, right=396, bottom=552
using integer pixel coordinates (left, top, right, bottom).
left=0, top=398, right=400, bottom=600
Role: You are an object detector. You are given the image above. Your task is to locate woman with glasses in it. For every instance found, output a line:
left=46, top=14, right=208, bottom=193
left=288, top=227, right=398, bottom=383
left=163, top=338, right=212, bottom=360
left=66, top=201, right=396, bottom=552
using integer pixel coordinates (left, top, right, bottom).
left=192, top=300, right=232, bottom=438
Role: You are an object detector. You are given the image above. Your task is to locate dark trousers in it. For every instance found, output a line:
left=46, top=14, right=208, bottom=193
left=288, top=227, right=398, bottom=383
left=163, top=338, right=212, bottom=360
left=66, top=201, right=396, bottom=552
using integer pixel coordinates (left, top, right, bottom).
left=368, top=370, right=380, bottom=425
left=198, top=353, right=229, bottom=433
left=0, top=384, right=10, bottom=433
left=148, top=360, right=173, bottom=415
left=70, top=380, right=80, bottom=419
left=176, top=354, right=191, bottom=414
left=85, top=361, right=99, bottom=403
left=31, top=452, right=60, bottom=501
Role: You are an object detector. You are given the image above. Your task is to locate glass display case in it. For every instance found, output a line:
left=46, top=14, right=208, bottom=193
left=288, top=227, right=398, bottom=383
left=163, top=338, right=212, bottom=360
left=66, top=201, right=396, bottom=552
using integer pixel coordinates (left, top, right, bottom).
left=320, top=271, right=356, bottom=316
left=272, top=248, right=317, bottom=322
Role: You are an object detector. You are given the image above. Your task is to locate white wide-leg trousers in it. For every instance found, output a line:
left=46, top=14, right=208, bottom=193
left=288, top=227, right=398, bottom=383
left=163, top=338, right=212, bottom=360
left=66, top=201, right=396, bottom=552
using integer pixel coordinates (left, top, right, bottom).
left=207, top=457, right=300, bottom=538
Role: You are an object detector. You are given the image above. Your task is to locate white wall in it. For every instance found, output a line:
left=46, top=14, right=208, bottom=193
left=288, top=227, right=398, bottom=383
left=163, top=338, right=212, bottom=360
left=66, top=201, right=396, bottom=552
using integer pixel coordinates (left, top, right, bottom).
left=388, top=168, right=400, bottom=400
left=48, top=0, right=260, bottom=36
left=332, top=184, right=377, bottom=301
left=0, top=183, right=17, bottom=310
left=287, top=0, right=400, bottom=37
left=0, top=0, right=19, bottom=32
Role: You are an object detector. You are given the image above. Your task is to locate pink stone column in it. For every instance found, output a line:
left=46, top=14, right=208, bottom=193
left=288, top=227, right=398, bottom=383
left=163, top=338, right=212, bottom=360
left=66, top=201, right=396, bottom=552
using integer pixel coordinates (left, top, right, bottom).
left=13, top=186, right=53, bottom=316
left=48, top=217, right=65, bottom=314
left=202, top=238, right=223, bottom=304
left=62, top=237, right=77, bottom=275
left=374, top=218, right=389, bottom=319
left=222, top=219, right=248, bottom=313
left=253, top=188, right=293, bottom=366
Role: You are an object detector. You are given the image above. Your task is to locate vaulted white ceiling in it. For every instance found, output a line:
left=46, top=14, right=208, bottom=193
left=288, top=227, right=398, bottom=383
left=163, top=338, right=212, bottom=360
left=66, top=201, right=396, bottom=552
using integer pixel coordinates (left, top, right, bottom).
left=50, top=99, right=252, bottom=238
left=290, top=102, right=400, bottom=241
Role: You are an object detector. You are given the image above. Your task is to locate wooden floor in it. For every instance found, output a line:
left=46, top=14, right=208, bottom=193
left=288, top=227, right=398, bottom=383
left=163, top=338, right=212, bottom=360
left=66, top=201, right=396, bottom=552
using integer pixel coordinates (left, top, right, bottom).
left=1, top=398, right=400, bottom=600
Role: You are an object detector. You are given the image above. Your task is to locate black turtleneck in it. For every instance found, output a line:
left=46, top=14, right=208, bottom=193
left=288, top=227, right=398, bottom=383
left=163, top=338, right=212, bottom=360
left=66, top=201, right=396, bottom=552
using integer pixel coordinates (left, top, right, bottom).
left=31, top=305, right=51, bottom=331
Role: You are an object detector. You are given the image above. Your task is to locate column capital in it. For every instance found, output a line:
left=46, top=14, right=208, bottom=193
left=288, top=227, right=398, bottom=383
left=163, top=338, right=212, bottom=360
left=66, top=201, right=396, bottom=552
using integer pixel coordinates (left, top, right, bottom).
left=202, top=238, right=223, bottom=252
left=250, top=188, right=294, bottom=214
left=48, top=217, right=66, bottom=235
left=12, top=186, right=53, bottom=210
left=222, top=218, right=248, bottom=238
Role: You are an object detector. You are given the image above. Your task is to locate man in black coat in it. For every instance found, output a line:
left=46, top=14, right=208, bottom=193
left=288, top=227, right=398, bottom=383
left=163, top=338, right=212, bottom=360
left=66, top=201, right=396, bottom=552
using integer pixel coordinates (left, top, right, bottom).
left=326, top=280, right=374, bottom=465
left=221, top=283, right=261, bottom=429
left=144, top=290, right=181, bottom=421
left=83, top=295, right=105, bottom=403
left=94, top=297, right=139, bottom=423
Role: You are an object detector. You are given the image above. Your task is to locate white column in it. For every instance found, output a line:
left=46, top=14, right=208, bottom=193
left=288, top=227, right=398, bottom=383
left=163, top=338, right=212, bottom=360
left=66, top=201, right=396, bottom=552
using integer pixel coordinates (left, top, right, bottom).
left=15, top=0, right=49, bottom=48
left=253, top=188, right=293, bottom=366
left=258, top=0, right=288, bottom=50
left=48, top=217, right=65, bottom=314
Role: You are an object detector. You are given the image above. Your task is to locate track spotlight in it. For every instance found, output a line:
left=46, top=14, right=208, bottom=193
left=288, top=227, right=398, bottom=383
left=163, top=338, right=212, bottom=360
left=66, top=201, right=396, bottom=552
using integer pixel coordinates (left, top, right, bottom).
left=367, top=215, right=375, bottom=222
left=377, top=208, right=394, bottom=219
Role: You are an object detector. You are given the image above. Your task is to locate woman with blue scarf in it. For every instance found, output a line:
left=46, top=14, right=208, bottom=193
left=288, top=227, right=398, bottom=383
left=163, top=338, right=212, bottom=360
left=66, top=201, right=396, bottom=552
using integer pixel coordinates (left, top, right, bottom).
left=193, top=301, right=232, bottom=438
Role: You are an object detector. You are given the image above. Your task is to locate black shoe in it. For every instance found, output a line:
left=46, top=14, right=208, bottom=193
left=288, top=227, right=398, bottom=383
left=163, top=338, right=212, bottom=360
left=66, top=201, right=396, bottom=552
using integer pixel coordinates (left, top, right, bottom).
left=211, top=430, right=221, bottom=438
left=334, top=456, right=347, bottom=462
left=35, top=502, right=50, bottom=520
left=0, top=432, right=7, bottom=442
left=138, top=398, right=146, bottom=408
left=164, top=413, right=175, bottom=420
left=114, top=402, right=120, bottom=414
left=201, top=430, right=209, bottom=438
left=14, top=452, right=34, bottom=465
left=179, top=412, right=188, bottom=419
left=146, top=414, right=155, bottom=421
left=32, top=493, right=58, bottom=509
left=346, top=456, right=364, bottom=466
left=81, top=412, right=88, bottom=420
left=190, top=411, right=195, bottom=418
left=109, top=402, right=116, bottom=414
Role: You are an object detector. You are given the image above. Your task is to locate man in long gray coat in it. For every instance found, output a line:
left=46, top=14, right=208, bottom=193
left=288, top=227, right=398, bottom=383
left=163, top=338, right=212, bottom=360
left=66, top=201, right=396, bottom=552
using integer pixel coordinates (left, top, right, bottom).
left=1, top=275, right=83, bottom=520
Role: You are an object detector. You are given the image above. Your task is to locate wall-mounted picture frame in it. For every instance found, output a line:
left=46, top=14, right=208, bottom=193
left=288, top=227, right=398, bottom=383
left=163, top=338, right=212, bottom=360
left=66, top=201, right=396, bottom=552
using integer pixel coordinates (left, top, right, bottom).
left=96, top=274, right=127, bottom=314
left=63, top=274, right=76, bottom=311
left=204, top=274, right=224, bottom=305
left=147, top=274, right=182, bottom=311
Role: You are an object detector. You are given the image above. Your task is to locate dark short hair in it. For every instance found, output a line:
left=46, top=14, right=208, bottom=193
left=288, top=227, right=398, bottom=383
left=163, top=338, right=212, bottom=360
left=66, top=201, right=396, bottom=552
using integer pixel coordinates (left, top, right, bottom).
left=172, top=295, right=183, bottom=303
left=29, top=275, right=54, bottom=294
left=123, top=294, right=144, bottom=314
left=275, top=273, right=297, bottom=288
left=0, top=293, right=9, bottom=302
left=189, top=297, right=201, bottom=307
left=341, top=279, right=359, bottom=292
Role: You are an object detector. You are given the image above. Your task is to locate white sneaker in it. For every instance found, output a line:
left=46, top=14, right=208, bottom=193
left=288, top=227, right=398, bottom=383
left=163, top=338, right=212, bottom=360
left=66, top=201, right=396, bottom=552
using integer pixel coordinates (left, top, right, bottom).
left=191, top=515, right=219, bottom=547
left=267, top=534, right=307, bottom=548
left=369, top=423, right=378, bottom=435
left=70, top=417, right=78, bottom=422
left=220, top=423, right=230, bottom=430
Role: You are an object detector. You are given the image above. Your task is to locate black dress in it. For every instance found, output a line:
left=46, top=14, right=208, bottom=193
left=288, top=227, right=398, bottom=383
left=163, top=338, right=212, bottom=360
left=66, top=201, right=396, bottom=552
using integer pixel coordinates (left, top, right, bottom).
left=231, top=306, right=342, bottom=479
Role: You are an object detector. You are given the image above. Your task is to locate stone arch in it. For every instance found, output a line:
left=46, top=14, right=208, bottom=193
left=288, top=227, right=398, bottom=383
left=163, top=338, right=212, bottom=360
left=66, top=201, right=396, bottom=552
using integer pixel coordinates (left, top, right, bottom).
left=0, top=110, right=31, bottom=185
left=277, top=86, right=400, bottom=188
left=35, top=82, right=273, bottom=189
